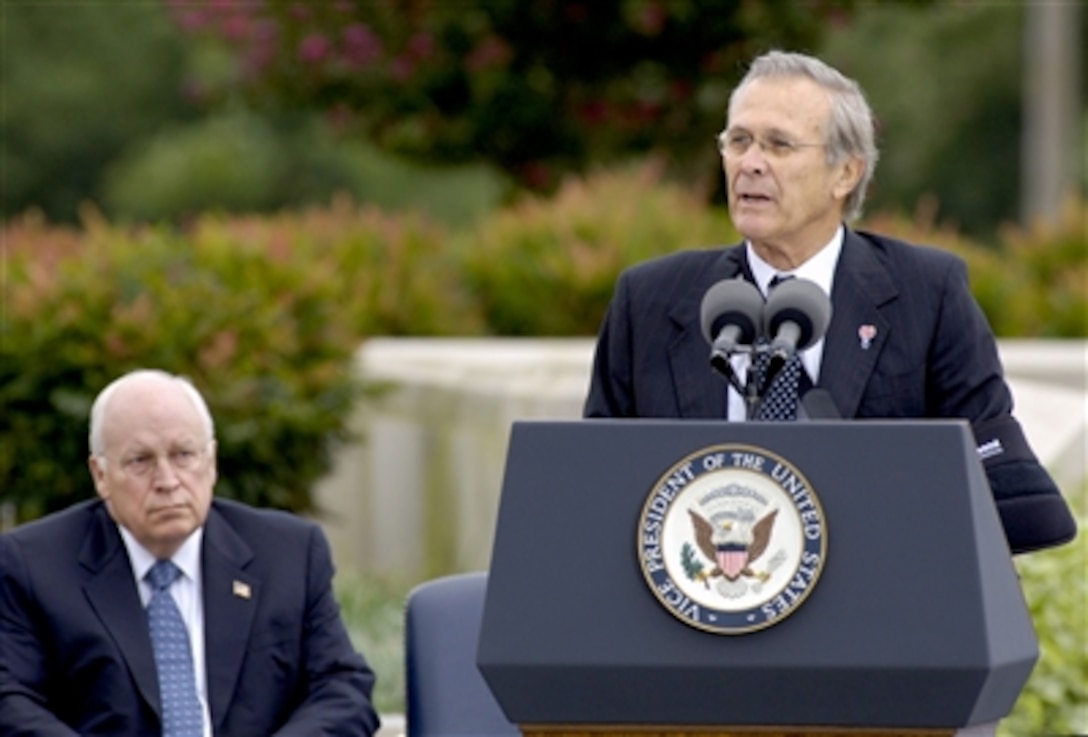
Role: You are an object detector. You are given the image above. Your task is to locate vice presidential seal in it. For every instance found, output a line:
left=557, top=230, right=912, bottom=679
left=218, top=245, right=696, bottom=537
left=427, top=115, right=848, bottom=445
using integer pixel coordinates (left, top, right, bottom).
left=637, top=444, right=827, bottom=634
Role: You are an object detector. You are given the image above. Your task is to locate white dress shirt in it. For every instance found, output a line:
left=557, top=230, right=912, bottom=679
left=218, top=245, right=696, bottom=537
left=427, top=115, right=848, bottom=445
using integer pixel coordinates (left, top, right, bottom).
left=119, top=525, right=212, bottom=737
left=727, top=226, right=843, bottom=421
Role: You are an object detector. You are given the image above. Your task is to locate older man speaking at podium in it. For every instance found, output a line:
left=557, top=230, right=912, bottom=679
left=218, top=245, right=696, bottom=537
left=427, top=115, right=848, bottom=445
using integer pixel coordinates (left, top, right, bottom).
left=584, top=50, right=1075, bottom=556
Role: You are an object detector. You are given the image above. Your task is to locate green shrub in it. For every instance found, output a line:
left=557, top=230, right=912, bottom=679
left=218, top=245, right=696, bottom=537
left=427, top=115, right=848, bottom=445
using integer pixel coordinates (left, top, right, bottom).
left=0, top=203, right=479, bottom=522
left=859, top=200, right=1087, bottom=339
left=3, top=165, right=1084, bottom=525
left=460, top=164, right=1085, bottom=339
left=1003, top=500, right=1088, bottom=735
left=985, top=200, right=1088, bottom=338
left=334, top=569, right=413, bottom=716
left=188, top=201, right=484, bottom=338
left=457, top=160, right=737, bottom=336
left=103, top=112, right=288, bottom=220
left=1, top=212, right=347, bottom=518
left=104, top=112, right=510, bottom=229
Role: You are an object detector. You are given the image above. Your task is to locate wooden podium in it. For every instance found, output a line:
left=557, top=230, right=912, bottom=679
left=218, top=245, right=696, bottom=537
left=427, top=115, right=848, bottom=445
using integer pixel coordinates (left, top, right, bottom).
left=477, top=420, right=1031, bottom=737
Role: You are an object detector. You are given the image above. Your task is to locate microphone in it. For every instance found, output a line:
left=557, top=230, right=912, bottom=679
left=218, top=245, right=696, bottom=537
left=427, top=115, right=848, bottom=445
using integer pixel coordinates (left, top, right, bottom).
left=801, top=387, right=842, bottom=420
left=763, top=277, right=832, bottom=366
left=700, top=279, right=764, bottom=377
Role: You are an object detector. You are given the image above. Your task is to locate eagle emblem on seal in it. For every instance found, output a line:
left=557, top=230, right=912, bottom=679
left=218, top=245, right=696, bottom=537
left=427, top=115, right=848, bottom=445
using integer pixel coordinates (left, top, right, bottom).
left=637, top=445, right=827, bottom=633
left=686, top=507, right=781, bottom=597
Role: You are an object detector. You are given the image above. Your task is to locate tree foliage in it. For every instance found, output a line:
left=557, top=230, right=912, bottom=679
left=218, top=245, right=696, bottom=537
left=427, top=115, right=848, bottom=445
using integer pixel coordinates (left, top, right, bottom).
left=0, top=0, right=196, bottom=221
left=166, top=0, right=857, bottom=190
left=822, top=2, right=1088, bottom=238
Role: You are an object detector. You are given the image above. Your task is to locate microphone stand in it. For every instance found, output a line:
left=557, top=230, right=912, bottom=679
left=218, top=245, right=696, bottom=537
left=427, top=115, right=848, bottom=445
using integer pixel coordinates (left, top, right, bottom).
left=744, top=345, right=763, bottom=421
left=711, top=343, right=788, bottom=421
left=717, top=356, right=747, bottom=399
left=710, top=345, right=752, bottom=414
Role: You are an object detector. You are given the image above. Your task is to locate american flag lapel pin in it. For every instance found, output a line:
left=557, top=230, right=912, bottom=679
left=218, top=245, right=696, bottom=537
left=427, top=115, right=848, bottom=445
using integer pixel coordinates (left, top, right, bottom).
left=233, top=580, right=252, bottom=600
left=858, top=324, right=877, bottom=350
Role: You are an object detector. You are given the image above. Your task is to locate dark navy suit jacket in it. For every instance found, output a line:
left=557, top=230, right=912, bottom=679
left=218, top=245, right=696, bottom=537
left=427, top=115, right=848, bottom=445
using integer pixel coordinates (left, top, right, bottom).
left=584, top=228, right=1076, bottom=554
left=0, top=498, right=379, bottom=736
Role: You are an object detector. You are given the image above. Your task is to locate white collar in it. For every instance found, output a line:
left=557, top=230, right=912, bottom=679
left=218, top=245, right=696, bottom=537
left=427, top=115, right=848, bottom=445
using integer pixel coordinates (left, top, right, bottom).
left=745, top=226, right=843, bottom=298
left=119, top=524, right=204, bottom=583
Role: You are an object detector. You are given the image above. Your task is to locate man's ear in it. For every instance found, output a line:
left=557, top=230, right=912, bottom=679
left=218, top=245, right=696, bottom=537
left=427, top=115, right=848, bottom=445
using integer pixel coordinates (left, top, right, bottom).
left=833, top=157, right=864, bottom=201
left=88, top=455, right=109, bottom=500
left=208, top=439, right=218, bottom=485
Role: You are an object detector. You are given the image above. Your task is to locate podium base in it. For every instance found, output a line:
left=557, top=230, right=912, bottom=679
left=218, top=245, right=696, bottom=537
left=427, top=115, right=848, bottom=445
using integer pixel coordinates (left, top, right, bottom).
left=520, top=725, right=998, bottom=737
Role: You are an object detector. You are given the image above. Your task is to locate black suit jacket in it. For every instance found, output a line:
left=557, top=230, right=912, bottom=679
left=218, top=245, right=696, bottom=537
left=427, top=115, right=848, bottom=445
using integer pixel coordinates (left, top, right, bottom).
left=584, top=228, right=1076, bottom=554
left=0, top=498, right=379, bottom=737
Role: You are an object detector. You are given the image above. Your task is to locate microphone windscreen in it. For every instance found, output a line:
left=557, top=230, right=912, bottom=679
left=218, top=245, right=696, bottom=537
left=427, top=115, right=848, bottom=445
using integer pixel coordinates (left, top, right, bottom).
left=699, top=278, right=764, bottom=345
left=764, top=278, right=832, bottom=350
left=801, top=388, right=842, bottom=420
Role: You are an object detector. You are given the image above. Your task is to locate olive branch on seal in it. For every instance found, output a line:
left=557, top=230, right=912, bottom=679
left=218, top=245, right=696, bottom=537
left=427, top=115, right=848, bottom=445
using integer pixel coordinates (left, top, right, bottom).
left=680, top=542, right=709, bottom=588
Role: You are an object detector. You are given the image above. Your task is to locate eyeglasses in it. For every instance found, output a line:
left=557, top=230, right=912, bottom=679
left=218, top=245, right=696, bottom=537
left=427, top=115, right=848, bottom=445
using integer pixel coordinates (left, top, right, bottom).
left=115, top=444, right=209, bottom=478
left=717, top=130, right=826, bottom=159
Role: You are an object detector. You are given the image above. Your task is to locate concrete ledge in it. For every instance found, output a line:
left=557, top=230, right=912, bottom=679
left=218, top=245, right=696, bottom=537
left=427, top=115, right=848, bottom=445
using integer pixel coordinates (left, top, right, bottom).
left=995, top=339, right=1087, bottom=390
left=314, top=339, right=1086, bottom=579
left=376, top=714, right=404, bottom=737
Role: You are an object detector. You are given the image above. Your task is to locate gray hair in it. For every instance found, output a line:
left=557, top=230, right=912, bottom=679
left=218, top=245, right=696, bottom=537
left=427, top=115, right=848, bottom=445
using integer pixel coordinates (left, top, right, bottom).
left=729, top=50, right=880, bottom=222
left=88, top=369, right=215, bottom=457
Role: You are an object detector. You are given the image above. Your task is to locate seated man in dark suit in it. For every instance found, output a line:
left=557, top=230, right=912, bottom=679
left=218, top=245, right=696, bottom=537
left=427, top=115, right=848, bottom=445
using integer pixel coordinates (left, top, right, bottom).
left=584, top=50, right=1076, bottom=555
left=0, top=369, right=380, bottom=736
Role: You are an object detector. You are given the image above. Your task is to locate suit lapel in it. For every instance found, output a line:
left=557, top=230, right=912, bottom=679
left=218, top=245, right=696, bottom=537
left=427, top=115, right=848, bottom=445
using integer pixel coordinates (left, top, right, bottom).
left=200, top=505, right=258, bottom=732
left=79, top=505, right=162, bottom=718
left=820, top=230, right=898, bottom=418
left=668, top=245, right=748, bottom=418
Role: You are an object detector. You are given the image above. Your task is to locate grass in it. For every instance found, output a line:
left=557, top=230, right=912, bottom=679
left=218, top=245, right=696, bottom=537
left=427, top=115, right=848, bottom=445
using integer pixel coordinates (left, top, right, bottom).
left=336, top=569, right=415, bottom=715
left=1002, top=481, right=1088, bottom=736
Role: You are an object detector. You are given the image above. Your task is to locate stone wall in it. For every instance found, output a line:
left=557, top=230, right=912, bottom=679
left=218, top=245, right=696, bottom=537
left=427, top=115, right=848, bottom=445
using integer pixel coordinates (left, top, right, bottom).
left=313, top=339, right=1087, bottom=579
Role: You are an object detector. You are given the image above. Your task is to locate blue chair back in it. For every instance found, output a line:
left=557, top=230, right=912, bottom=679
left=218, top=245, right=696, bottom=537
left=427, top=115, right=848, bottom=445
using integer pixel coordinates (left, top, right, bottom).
left=404, top=572, right=519, bottom=737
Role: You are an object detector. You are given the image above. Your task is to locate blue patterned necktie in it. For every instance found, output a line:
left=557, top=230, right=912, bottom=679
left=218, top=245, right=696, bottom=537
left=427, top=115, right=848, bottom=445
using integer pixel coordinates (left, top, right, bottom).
left=753, top=274, right=803, bottom=421
left=752, top=348, right=803, bottom=420
left=146, top=560, right=203, bottom=737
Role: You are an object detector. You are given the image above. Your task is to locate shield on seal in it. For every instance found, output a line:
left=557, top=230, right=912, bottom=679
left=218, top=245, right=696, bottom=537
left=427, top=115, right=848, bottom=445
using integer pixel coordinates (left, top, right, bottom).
left=716, top=544, right=748, bottom=580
